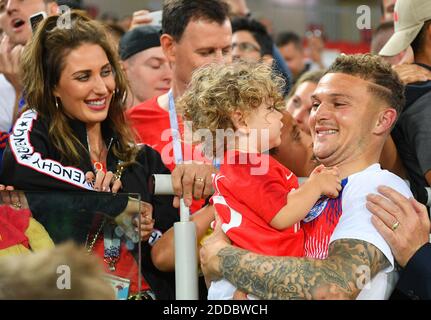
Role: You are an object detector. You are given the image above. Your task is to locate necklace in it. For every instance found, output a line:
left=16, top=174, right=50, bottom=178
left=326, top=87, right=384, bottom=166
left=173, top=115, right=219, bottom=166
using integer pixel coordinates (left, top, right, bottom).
left=85, top=218, right=105, bottom=253
left=87, top=135, right=107, bottom=172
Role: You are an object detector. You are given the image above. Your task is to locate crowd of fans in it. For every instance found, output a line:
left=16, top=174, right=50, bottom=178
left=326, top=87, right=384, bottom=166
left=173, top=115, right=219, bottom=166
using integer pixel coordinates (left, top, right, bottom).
left=0, top=0, right=429, bottom=300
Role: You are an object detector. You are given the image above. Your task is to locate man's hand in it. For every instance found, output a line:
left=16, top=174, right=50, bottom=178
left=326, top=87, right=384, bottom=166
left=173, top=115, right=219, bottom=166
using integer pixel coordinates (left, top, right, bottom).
left=392, top=63, right=431, bottom=85
left=199, top=213, right=231, bottom=282
left=366, top=185, right=431, bottom=267
left=0, top=35, right=24, bottom=91
left=171, top=162, right=216, bottom=208
left=129, top=10, right=153, bottom=30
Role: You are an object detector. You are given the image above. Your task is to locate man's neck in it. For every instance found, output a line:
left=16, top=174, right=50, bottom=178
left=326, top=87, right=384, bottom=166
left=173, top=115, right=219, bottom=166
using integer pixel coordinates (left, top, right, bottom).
left=322, top=149, right=382, bottom=180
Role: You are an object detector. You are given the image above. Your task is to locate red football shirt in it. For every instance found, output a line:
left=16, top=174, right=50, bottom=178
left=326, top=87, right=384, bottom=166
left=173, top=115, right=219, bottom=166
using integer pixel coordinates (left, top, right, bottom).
left=210, top=151, right=304, bottom=257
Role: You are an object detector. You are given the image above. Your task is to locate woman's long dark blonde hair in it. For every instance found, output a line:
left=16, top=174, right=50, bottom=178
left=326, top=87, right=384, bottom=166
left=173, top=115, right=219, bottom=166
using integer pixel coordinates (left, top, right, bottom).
left=21, top=11, right=137, bottom=165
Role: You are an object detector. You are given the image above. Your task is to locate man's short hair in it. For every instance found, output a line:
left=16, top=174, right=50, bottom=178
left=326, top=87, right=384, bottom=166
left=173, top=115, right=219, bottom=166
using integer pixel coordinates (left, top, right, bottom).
left=231, top=17, right=273, bottom=56
left=326, top=54, right=405, bottom=117
left=275, top=31, right=302, bottom=50
left=162, top=0, right=230, bottom=42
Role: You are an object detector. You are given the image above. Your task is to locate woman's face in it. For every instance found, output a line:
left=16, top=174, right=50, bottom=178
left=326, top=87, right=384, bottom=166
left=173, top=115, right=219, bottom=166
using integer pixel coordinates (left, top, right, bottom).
left=286, top=81, right=318, bottom=135
left=53, top=43, right=116, bottom=124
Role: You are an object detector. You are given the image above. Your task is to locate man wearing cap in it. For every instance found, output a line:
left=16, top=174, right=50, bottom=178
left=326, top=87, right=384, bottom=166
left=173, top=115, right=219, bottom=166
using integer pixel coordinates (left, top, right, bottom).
left=120, top=25, right=172, bottom=109
left=380, top=0, right=431, bottom=204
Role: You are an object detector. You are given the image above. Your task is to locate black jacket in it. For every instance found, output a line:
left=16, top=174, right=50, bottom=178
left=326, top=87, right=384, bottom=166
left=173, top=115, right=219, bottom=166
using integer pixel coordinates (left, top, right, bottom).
left=0, top=109, right=179, bottom=299
left=392, top=64, right=431, bottom=205
left=391, top=243, right=431, bottom=300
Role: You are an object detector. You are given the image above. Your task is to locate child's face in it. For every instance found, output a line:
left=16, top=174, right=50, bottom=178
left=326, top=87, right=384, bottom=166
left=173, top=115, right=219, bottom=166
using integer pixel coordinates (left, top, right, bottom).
left=245, top=101, right=283, bottom=152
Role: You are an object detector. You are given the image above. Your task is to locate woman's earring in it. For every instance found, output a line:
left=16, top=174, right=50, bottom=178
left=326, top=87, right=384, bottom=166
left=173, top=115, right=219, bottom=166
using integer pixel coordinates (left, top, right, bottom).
left=55, top=97, right=60, bottom=110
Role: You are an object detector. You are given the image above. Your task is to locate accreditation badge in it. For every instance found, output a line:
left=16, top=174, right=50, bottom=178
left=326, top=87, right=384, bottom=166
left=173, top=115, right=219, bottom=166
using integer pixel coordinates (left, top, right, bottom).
left=104, top=274, right=131, bottom=300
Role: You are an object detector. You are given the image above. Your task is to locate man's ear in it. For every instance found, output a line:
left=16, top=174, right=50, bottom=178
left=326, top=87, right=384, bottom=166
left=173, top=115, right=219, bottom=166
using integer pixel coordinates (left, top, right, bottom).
left=373, top=108, right=397, bottom=135
left=160, top=34, right=176, bottom=64
left=231, top=110, right=249, bottom=134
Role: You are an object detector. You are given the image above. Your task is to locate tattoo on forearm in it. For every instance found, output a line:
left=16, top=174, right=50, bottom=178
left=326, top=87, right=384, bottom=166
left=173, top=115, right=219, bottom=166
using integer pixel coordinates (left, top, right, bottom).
left=218, top=239, right=390, bottom=300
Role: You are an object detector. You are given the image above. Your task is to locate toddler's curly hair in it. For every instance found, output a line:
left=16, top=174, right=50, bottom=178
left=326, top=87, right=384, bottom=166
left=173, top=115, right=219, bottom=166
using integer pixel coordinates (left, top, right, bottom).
left=178, top=62, right=286, bottom=155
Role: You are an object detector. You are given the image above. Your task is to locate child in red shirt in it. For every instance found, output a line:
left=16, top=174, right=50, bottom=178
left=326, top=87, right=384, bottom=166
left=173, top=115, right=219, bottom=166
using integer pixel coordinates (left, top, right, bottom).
left=178, top=62, right=341, bottom=299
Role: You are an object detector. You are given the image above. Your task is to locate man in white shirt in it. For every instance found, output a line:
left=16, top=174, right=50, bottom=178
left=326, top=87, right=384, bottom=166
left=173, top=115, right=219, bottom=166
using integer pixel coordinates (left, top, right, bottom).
left=200, top=53, right=411, bottom=300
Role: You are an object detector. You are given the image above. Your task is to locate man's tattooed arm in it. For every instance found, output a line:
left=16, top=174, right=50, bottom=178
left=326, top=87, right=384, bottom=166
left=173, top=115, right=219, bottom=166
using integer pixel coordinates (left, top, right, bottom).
left=218, top=239, right=390, bottom=299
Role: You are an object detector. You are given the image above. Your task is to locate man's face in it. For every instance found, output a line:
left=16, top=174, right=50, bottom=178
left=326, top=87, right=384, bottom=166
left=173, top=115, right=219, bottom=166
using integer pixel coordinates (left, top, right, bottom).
left=0, top=0, right=47, bottom=45
left=124, top=46, right=172, bottom=105
left=172, top=18, right=232, bottom=87
left=232, top=30, right=262, bottom=62
left=278, top=42, right=305, bottom=80
left=309, top=73, right=381, bottom=167
left=382, top=0, right=396, bottom=22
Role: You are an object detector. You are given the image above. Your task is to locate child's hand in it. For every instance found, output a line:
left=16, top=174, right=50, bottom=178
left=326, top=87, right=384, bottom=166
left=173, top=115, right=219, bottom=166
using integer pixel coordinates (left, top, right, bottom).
left=310, top=165, right=342, bottom=198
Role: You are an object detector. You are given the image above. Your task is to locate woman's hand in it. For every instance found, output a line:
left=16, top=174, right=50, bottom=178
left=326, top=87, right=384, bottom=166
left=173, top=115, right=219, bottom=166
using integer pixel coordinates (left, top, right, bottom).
left=0, top=185, right=29, bottom=209
left=85, top=171, right=122, bottom=193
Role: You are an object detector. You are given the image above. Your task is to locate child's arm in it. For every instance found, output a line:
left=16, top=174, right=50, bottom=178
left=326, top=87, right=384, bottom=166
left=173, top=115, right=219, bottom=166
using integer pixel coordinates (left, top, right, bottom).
left=270, top=166, right=341, bottom=230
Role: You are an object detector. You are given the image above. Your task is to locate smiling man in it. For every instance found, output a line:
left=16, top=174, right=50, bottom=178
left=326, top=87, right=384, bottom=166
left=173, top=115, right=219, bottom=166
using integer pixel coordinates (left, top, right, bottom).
left=200, top=54, right=413, bottom=300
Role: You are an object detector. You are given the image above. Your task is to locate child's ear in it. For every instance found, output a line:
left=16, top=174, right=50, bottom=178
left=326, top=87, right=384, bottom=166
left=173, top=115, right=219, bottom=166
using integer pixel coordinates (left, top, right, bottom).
left=231, top=110, right=249, bottom=134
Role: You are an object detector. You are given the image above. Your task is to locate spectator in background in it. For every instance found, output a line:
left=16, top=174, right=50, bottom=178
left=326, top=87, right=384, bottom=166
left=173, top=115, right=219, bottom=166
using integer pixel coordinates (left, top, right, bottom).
left=276, top=31, right=321, bottom=84
left=286, top=70, right=325, bottom=135
left=0, top=242, right=116, bottom=300
left=371, top=21, right=405, bottom=65
left=381, top=0, right=396, bottom=23
left=231, top=17, right=273, bottom=64
left=270, top=112, right=317, bottom=178
left=0, top=0, right=59, bottom=170
left=126, top=0, right=232, bottom=211
left=380, top=0, right=431, bottom=205
left=119, top=25, right=172, bottom=109
left=223, top=0, right=292, bottom=95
